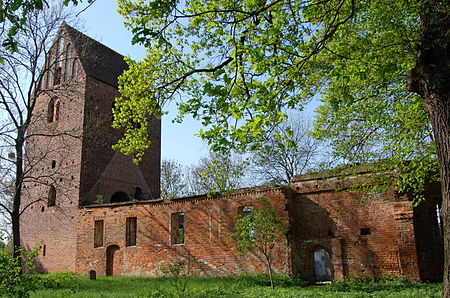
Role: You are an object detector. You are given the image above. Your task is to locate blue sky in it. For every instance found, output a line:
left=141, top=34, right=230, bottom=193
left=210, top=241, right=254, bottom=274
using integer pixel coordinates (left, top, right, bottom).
left=77, top=1, right=209, bottom=166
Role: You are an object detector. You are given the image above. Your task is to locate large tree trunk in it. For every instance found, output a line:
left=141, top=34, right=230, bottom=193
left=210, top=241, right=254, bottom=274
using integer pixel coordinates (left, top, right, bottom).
left=12, top=130, right=25, bottom=260
left=408, top=1, right=450, bottom=296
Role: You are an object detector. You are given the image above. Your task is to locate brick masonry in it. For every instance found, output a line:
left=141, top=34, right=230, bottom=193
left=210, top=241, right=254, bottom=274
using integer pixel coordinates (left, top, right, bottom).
left=20, top=24, right=443, bottom=282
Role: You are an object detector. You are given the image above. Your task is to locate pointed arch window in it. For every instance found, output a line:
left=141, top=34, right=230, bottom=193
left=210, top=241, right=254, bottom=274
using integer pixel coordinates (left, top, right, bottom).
left=55, top=36, right=64, bottom=67
left=47, top=98, right=60, bottom=123
left=64, top=44, right=72, bottom=81
left=53, top=67, right=62, bottom=86
left=48, top=185, right=56, bottom=207
left=71, top=58, right=78, bottom=79
left=45, top=55, right=53, bottom=89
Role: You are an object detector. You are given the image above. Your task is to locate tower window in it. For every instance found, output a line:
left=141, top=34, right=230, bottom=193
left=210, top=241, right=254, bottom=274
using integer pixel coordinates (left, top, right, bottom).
left=48, top=185, right=56, bottom=207
left=171, top=212, right=185, bottom=245
left=134, top=187, right=143, bottom=200
left=55, top=36, right=64, bottom=67
left=71, top=58, right=78, bottom=79
left=64, top=44, right=72, bottom=81
left=53, top=67, right=62, bottom=86
left=94, top=220, right=104, bottom=248
left=126, top=217, right=137, bottom=246
left=51, top=160, right=56, bottom=168
left=45, top=66, right=52, bottom=89
left=47, top=98, right=60, bottom=123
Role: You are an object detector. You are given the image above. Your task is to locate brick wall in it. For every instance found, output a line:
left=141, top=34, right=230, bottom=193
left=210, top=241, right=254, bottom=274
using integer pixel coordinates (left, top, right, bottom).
left=75, top=187, right=290, bottom=277
left=289, top=174, right=419, bottom=282
left=289, top=173, right=442, bottom=282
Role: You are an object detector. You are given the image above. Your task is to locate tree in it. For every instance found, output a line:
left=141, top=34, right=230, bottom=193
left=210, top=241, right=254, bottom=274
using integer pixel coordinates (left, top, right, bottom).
left=0, top=4, right=79, bottom=258
left=114, top=0, right=450, bottom=293
left=251, top=114, right=323, bottom=184
left=230, top=197, right=288, bottom=289
left=161, top=158, right=188, bottom=199
left=188, top=151, right=248, bottom=195
left=0, top=0, right=92, bottom=53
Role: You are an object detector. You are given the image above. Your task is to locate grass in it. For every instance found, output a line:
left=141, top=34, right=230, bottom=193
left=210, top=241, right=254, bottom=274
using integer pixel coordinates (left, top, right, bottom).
left=29, top=272, right=442, bottom=298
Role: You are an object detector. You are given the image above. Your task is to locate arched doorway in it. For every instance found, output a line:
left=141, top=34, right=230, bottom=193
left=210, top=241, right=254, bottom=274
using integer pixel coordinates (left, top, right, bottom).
left=106, top=245, right=121, bottom=276
left=314, top=248, right=333, bottom=282
left=110, top=191, right=130, bottom=203
left=134, top=187, right=143, bottom=200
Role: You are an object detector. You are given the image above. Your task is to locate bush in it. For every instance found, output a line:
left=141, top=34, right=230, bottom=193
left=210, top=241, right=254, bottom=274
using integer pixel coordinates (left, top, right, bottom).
left=0, top=247, right=40, bottom=298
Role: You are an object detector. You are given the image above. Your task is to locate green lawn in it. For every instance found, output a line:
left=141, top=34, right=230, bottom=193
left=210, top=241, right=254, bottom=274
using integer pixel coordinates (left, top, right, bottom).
left=30, top=272, right=442, bottom=298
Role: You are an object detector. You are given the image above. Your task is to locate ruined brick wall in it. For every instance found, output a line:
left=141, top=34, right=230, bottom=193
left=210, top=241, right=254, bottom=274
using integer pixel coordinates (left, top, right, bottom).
left=75, top=187, right=290, bottom=277
left=289, top=174, right=422, bottom=282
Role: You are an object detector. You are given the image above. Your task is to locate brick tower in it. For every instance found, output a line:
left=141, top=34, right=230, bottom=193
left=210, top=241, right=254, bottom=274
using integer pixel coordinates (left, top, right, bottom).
left=20, top=23, right=161, bottom=272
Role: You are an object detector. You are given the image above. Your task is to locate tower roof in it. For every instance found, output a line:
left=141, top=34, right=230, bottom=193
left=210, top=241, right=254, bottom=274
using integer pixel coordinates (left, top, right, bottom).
left=62, top=22, right=128, bottom=87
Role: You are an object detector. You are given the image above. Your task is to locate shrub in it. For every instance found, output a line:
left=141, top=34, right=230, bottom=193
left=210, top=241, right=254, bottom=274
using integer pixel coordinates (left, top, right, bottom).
left=0, top=247, right=40, bottom=298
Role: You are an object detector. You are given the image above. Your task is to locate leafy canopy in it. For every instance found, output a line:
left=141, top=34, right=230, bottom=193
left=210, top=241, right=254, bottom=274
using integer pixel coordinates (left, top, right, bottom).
left=115, top=0, right=435, bottom=199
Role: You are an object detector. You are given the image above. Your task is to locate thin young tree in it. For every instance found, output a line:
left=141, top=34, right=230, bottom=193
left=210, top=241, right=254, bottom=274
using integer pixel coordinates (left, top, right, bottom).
left=230, top=197, right=288, bottom=290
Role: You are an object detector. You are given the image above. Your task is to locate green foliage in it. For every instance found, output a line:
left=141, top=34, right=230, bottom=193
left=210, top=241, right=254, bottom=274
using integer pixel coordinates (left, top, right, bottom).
left=231, top=197, right=288, bottom=253
left=0, top=246, right=40, bottom=298
left=114, top=0, right=356, bottom=154
left=230, top=197, right=288, bottom=289
left=113, top=0, right=439, bottom=203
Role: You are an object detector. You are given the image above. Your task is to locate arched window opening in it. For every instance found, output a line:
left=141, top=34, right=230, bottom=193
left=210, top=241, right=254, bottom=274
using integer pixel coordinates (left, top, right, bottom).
left=47, top=98, right=60, bottom=123
left=54, top=99, right=60, bottom=121
left=51, top=160, right=56, bottom=168
left=134, top=187, right=143, bottom=200
left=110, top=191, right=130, bottom=203
left=314, top=248, right=333, bottom=282
left=53, top=67, right=61, bottom=86
left=45, top=69, right=52, bottom=89
left=55, top=36, right=64, bottom=67
left=47, top=98, right=55, bottom=123
left=71, top=58, right=78, bottom=79
left=64, top=44, right=72, bottom=81
left=48, top=185, right=56, bottom=207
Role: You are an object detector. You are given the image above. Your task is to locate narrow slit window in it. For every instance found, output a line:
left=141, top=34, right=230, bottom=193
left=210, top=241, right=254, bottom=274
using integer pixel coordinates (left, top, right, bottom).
left=71, top=58, right=78, bottom=79
left=126, top=217, right=137, bottom=246
left=171, top=212, right=185, bottom=245
left=94, top=220, right=104, bottom=248
left=360, top=228, right=371, bottom=236
left=47, top=185, right=56, bottom=207
left=53, top=67, right=61, bottom=85
left=64, top=44, right=72, bottom=81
